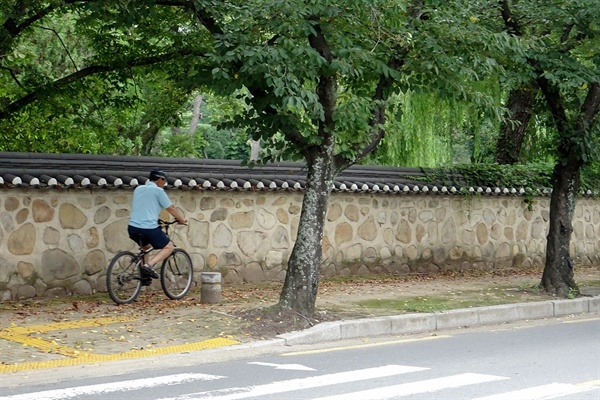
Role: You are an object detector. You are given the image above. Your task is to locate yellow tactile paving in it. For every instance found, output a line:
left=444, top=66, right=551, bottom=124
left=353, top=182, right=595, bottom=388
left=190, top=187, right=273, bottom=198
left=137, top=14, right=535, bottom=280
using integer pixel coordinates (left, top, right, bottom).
left=0, top=317, right=240, bottom=373
left=0, top=332, right=96, bottom=358
left=1, top=316, right=137, bottom=335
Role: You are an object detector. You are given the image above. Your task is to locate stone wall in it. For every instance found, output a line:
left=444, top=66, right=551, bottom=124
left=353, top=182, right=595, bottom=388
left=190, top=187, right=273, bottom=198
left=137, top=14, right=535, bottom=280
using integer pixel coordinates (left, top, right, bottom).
left=0, top=188, right=598, bottom=301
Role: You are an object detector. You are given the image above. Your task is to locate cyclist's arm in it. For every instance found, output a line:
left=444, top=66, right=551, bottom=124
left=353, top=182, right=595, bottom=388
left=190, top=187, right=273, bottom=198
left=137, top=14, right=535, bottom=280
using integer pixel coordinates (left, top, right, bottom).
left=166, top=204, right=187, bottom=224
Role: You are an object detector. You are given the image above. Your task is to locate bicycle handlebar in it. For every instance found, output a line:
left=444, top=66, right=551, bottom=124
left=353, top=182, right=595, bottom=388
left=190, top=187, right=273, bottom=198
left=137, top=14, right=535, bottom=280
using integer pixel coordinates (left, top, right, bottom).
left=158, top=219, right=179, bottom=226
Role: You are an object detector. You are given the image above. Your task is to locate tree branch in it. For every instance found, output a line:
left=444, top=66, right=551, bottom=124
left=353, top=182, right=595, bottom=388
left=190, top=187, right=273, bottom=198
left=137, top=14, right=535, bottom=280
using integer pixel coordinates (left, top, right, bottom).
left=308, top=22, right=336, bottom=123
left=536, top=72, right=569, bottom=135
left=0, top=65, right=24, bottom=90
left=560, top=24, right=574, bottom=44
left=2, top=0, right=93, bottom=39
left=499, top=0, right=522, bottom=36
left=580, top=82, right=600, bottom=129
left=350, top=54, right=407, bottom=168
left=187, top=1, right=223, bottom=35
left=0, top=49, right=199, bottom=120
left=37, top=26, right=78, bottom=70
left=1, top=0, right=210, bottom=51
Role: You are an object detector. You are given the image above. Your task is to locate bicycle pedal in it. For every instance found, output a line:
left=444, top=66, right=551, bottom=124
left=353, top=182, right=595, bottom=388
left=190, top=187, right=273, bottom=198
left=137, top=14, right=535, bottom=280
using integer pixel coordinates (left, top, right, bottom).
left=140, top=264, right=159, bottom=279
left=140, top=278, right=153, bottom=286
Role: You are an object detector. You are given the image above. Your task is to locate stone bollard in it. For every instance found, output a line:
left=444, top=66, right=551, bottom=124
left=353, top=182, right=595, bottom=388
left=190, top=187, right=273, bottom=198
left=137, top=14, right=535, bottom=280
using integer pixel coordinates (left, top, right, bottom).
left=200, top=272, right=222, bottom=304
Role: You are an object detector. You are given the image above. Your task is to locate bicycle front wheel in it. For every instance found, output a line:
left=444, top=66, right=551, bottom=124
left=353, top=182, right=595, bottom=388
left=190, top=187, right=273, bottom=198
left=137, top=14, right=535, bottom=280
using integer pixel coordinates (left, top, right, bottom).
left=161, top=248, right=194, bottom=300
left=106, top=251, right=142, bottom=304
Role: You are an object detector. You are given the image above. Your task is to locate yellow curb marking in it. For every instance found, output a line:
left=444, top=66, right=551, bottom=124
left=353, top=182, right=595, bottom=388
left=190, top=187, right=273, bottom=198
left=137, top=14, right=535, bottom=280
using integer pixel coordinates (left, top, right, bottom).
left=0, top=338, right=239, bottom=373
left=562, top=317, right=600, bottom=324
left=0, top=317, right=240, bottom=373
left=579, top=380, right=600, bottom=387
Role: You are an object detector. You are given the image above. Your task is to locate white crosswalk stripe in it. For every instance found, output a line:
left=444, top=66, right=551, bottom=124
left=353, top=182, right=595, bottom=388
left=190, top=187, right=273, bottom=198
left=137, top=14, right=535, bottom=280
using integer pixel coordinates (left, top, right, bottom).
left=157, top=365, right=427, bottom=400
left=311, top=373, right=508, bottom=400
left=3, top=364, right=598, bottom=400
left=0, top=374, right=225, bottom=400
left=473, top=382, right=597, bottom=400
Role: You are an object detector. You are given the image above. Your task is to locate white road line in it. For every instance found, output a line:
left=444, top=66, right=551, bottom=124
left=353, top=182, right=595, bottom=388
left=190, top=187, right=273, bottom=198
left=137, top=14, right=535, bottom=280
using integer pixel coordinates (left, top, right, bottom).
left=247, top=361, right=316, bottom=371
left=473, top=382, right=598, bottom=400
left=0, top=373, right=225, bottom=400
left=158, top=364, right=427, bottom=400
left=311, top=373, right=508, bottom=400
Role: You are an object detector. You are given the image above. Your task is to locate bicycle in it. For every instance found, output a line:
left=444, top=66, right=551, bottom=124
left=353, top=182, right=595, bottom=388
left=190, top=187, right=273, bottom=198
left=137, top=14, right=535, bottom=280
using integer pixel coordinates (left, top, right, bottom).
left=106, top=219, right=194, bottom=304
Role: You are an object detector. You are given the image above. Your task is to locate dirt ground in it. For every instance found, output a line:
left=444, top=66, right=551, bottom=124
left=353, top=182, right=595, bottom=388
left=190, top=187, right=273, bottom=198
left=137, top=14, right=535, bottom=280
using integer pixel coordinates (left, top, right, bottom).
left=235, top=265, right=600, bottom=338
left=1, top=265, right=598, bottom=357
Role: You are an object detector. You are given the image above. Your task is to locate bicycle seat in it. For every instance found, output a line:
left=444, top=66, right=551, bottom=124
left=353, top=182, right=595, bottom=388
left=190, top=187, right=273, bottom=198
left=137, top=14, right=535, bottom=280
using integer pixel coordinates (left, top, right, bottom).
left=129, top=233, right=147, bottom=247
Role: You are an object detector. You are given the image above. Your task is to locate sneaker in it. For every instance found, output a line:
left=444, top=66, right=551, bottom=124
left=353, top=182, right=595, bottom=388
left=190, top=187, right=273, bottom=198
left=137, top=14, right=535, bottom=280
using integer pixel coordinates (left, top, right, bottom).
left=140, top=264, right=158, bottom=279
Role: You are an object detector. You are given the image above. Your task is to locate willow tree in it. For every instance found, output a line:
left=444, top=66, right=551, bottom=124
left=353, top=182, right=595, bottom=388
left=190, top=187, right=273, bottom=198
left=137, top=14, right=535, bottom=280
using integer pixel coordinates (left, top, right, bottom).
left=372, top=83, right=503, bottom=168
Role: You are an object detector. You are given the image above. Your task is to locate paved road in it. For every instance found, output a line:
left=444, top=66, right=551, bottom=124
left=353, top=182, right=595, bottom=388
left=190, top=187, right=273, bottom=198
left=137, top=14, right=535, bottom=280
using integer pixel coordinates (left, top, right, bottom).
left=2, top=316, right=598, bottom=400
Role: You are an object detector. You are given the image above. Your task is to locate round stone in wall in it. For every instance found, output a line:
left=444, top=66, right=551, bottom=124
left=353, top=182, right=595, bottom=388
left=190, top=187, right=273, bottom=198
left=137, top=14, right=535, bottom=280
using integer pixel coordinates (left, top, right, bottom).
left=83, top=249, right=106, bottom=275
left=32, top=199, right=54, bottom=222
left=40, top=249, right=79, bottom=281
left=43, top=227, right=60, bottom=244
left=73, top=279, right=93, bottom=296
left=8, top=223, right=35, bottom=255
left=4, top=197, right=19, bottom=212
left=94, top=206, right=111, bottom=224
left=0, top=257, right=14, bottom=283
left=59, top=203, right=87, bottom=229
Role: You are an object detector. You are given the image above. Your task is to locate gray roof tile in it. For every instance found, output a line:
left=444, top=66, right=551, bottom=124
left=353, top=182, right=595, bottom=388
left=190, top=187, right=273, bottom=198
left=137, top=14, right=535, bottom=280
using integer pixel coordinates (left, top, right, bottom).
left=0, top=151, right=575, bottom=196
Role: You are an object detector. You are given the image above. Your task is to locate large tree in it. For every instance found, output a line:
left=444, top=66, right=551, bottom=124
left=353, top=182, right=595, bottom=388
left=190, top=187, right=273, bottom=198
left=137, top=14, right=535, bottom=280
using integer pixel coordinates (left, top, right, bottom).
left=498, top=0, right=600, bottom=296
left=199, top=1, right=509, bottom=314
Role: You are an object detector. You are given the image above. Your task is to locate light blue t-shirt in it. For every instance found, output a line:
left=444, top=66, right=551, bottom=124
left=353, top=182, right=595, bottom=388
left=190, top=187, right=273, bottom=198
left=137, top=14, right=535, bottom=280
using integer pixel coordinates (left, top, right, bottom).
left=128, top=181, right=172, bottom=229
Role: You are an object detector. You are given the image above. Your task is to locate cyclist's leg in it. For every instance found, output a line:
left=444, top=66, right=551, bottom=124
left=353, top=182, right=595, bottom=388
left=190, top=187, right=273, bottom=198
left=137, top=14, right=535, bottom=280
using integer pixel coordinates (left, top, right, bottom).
left=128, top=226, right=159, bottom=279
left=148, top=241, right=174, bottom=267
left=141, top=227, right=173, bottom=273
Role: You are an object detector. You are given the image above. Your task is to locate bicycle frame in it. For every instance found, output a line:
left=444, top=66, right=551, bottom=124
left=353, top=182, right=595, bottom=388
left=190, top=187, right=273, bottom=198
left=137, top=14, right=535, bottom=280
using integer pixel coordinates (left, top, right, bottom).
left=107, top=219, right=193, bottom=304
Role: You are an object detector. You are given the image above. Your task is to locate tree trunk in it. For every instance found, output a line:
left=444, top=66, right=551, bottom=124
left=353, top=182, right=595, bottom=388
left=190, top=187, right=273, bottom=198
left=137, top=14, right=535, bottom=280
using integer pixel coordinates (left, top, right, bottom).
left=277, top=148, right=335, bottom=316
left=540, top=159, right=581, bottom=297
left=495, top=86, right=534, bottom=164
left=140, top=124, right=160, bottom=156
left=189, top=94, right=204, bottom=136
left=538, top=80, right=600, bottom=297
left=249, top=140, right=260, bottom=161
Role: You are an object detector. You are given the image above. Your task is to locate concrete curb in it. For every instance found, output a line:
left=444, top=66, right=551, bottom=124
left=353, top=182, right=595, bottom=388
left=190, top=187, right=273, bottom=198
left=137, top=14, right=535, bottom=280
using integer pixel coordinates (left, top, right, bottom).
left=277, top=296, right=600, bottom=345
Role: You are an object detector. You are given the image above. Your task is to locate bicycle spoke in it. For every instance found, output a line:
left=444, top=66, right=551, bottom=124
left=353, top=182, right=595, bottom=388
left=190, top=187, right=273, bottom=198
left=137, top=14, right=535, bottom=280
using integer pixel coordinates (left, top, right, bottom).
left=107, top=252, right=142, bottom=304
left=161, top=249, right=193, bottom=300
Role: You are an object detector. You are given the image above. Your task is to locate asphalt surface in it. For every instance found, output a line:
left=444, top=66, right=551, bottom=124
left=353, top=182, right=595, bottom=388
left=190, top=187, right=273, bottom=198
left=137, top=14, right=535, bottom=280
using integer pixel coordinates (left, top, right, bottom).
left=1, top=289, right=598, bottom=376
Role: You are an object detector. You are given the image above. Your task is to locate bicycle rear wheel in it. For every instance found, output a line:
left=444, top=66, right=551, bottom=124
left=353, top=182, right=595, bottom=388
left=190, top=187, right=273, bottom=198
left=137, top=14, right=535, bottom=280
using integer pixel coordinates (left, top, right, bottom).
left=106, top=251, right=142, bottom=304
left=161, top=248, right=194, bottom=300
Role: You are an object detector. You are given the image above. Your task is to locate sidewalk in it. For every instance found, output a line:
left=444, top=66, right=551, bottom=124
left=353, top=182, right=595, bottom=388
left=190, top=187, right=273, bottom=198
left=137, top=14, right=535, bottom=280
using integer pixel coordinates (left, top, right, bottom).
left=1, top=268, right=598, bottom=375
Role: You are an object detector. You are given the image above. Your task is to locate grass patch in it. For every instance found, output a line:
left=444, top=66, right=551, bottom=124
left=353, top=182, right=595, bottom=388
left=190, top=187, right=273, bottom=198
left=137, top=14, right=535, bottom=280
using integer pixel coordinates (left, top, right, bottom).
left=580, top=278, right=600, bottom=287
left=354, top=285, right=558, bottom=314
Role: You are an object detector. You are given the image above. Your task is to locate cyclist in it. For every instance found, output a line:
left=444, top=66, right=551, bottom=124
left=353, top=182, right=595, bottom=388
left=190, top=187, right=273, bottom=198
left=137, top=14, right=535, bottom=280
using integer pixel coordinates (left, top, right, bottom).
left=127, top=169, right=187, bottom=285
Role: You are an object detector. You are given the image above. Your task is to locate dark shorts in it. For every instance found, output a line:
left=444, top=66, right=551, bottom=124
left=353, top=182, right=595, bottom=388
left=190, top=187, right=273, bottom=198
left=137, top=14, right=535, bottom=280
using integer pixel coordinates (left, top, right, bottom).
left=127, top=225, right=170, bottom=249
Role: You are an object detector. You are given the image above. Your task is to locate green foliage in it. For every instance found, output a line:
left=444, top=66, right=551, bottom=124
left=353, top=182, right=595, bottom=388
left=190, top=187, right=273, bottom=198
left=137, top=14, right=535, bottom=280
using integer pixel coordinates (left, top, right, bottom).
left=420, top=162, right=598, bottom=196
left=498, top=0, right=600, bottom=163
left=581, top=158, right=600, bottom=194
left=369, top=85, right=503, bottom=168
left=195, top=0, right=512, bottom=166
left=450, top=163, right=554, bottom=189
left=1, top=1, right=596, bottom=191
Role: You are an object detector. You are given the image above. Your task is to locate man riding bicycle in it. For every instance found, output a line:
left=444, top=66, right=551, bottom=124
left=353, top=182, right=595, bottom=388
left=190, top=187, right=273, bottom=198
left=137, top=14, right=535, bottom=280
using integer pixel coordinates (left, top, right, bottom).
left=127, top=169, right=187, bottom=285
